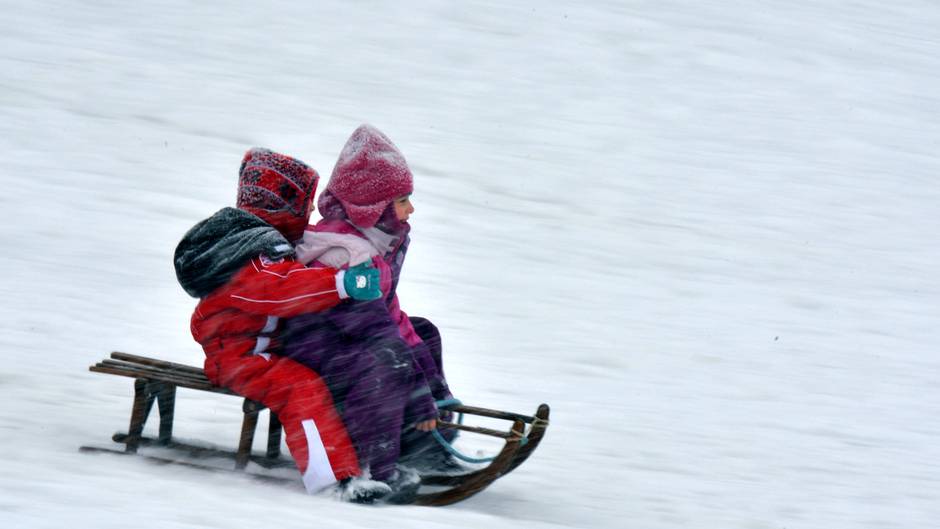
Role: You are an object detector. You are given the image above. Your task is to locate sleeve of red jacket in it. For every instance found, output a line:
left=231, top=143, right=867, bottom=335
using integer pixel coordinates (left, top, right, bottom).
left=221, top=255, right=343, bottom=317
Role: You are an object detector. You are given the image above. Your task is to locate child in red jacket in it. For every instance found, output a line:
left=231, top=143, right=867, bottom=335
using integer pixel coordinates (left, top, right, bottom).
left=174, top=148, right=384, bottom=499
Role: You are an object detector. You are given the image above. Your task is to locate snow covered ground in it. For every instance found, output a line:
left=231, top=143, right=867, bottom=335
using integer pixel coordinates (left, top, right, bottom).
left=2, top=1, right=939, bottom=527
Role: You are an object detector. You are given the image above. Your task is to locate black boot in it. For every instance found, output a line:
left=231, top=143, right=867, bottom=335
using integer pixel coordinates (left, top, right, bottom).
left=380, top=466, right=422, bottom=505
left=337, top=477, right=392, bottom=504
left=398, top=429, right=473, bottom=475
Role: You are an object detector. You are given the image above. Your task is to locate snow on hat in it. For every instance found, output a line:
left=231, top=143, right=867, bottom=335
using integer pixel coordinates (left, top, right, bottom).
left=236, top=147, right=319, bottom=242
left=320, top=124, right=413, bottom=228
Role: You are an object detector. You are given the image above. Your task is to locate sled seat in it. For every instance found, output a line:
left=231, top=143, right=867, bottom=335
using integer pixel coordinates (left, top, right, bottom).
left=89, top=351, right=286, bottom=470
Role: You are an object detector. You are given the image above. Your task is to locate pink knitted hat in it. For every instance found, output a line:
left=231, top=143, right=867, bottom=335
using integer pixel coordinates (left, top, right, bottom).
left=320, top=124, right=413, bottom=228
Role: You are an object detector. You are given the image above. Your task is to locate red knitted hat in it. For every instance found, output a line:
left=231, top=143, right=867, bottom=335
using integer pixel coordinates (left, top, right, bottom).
left=320, top=124, right=413, bottom=228
left=236, top=148, right=319, bottom=242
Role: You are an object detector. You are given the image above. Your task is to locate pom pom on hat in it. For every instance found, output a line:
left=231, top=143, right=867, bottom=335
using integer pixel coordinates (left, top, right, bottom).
left=237, top=148, right=319, bottom=241
left=321, top=124, right=413, bottom=228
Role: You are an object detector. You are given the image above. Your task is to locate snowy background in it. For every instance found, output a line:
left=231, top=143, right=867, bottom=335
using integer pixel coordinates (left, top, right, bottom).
left=2, top=1, right=939, bottom=528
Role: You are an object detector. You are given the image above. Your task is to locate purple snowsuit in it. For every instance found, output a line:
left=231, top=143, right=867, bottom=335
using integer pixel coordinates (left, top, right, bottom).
left=281, top=220, right=452, bottom=481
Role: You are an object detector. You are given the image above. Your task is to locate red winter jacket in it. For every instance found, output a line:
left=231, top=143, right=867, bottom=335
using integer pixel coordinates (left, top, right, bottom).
left=191, top=255, right=342, bottom=382
left=175, top=207, right=360, bottom=492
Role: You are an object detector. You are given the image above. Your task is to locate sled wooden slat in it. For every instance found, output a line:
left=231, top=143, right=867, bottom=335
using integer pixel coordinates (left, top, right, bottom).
left=437, top=421, right=518, bottom=439
left=90, top=364, right=228, bottom=394
left=95, top=362, right=218, bottom=392
left=100, top=358, right=209, bottom=384
left=111, top=351, right=207, bottom=376
left=448, top=404, right=537, bottom=424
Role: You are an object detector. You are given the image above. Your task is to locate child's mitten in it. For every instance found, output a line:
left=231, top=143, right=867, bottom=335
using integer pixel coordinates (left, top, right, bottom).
left=339, top=262, right=382, bottom=300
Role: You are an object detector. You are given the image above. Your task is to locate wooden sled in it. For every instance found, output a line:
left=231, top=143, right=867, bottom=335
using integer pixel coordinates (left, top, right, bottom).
left=81, top=352, right=549, bottom=506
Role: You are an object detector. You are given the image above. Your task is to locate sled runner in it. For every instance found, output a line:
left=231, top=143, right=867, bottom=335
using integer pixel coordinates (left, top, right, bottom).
left=80, top=352, right=549, bottom=506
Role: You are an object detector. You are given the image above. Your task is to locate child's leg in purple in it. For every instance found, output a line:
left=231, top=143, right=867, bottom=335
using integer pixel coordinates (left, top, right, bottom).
left=335, top=339, right=415, bottom=482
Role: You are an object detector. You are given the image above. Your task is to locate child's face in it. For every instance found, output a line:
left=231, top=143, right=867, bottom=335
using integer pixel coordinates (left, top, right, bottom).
left=394, top=195, right=414, bottom=222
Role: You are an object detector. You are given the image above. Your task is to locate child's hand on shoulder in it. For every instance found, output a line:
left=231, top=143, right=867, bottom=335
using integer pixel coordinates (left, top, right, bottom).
left=341, top=262, right=382, bottom=301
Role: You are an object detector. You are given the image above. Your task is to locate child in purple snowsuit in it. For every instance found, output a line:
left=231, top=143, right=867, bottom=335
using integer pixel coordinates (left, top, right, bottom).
left=282, top=124, right=454, bottom=486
